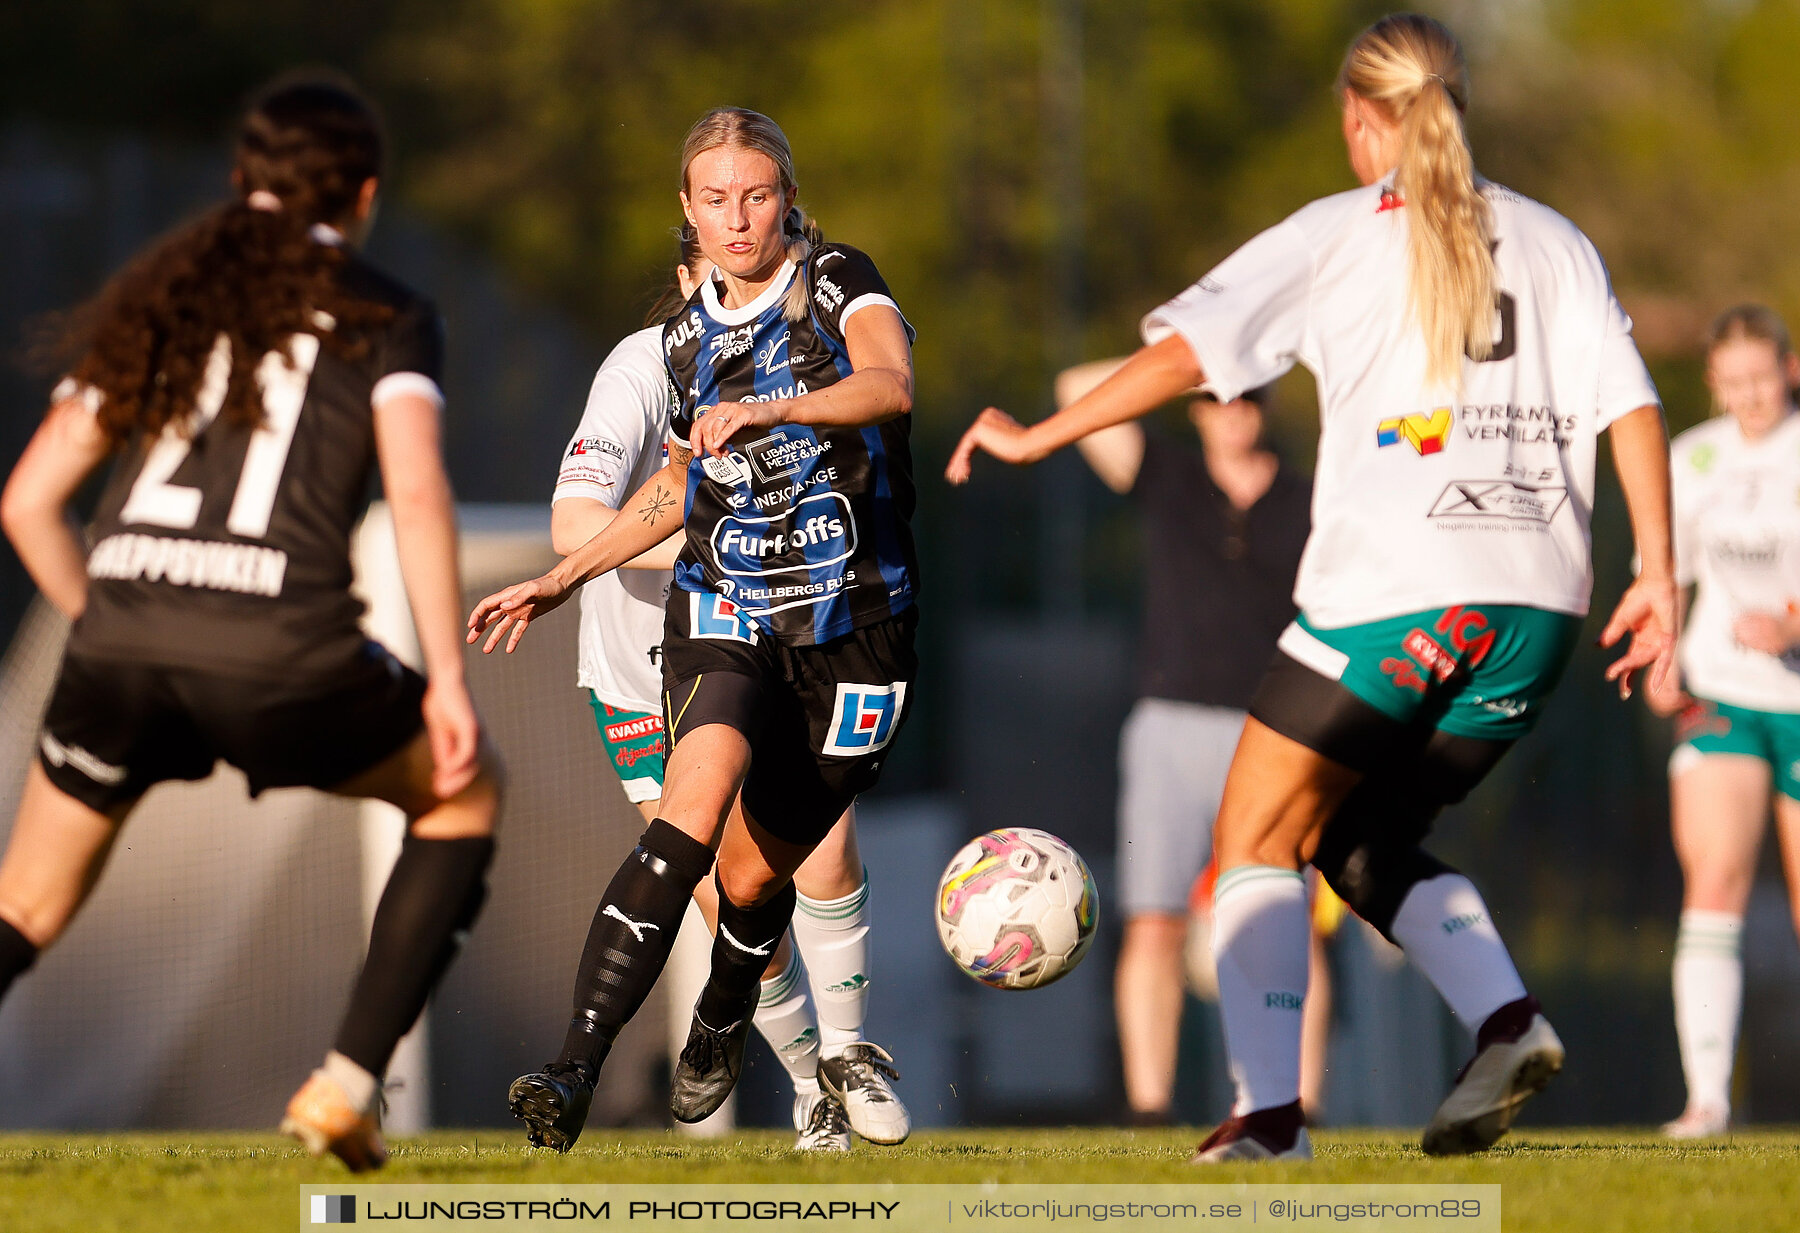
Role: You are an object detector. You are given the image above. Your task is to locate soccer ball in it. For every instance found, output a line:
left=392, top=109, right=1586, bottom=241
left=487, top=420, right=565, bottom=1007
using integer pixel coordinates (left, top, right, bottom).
left=935, top=827, right=1099, bottom=990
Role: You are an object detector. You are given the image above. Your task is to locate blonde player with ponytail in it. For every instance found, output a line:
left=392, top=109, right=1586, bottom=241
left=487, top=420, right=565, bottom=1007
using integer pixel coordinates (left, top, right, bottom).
left=950, top=13, right=1676, bottom=1161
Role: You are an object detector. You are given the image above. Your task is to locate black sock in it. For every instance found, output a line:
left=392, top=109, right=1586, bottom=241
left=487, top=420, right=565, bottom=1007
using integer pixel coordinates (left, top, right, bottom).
left=696, top=871, right=796, bottom=1028
left=557, top=819, right=714, bottom=1075
left=0, top=916, right=38, bottom=1003
left=333, top=834, right=495, bottom=1077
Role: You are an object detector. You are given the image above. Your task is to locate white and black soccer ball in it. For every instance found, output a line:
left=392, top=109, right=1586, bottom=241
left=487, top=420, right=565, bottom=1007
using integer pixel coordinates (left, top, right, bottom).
left=935, top=827, right=1099, bottom=990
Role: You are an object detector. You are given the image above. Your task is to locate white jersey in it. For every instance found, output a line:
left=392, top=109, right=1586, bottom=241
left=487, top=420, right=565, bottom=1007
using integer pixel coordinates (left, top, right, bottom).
left=1144, top=178, right=1660, bottom=628
left=553, top=325, right=676, bottom=714
left=1670, top=413, right=1800, bottom=712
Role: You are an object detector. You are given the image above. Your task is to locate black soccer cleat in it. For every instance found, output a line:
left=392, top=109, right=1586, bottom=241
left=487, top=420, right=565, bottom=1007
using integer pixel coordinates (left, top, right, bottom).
left=669, top=1010, right=755, bottom=1123
left=508, top=1062, right=595, bottom=1153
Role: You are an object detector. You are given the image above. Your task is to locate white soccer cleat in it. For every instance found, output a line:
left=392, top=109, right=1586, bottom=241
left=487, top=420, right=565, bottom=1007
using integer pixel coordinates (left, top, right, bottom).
left=793, top=1090, right=852, bottom=1152
left=1189, top=1101, right=1312, bottom=1163
left=1423, top=1009, right=1564, bottom=1156
left=1661, top=1105, right=1729, bottom=1140
left=818, top=1042, right=911, bottom=1145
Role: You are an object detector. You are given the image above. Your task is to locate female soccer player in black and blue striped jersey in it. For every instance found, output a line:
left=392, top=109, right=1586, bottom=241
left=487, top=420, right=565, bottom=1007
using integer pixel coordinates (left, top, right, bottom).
left=469, top=108, right=917, bottom=1151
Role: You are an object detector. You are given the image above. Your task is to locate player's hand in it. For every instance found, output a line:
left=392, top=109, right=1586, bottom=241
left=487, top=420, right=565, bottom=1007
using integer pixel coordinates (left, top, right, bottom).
left=1732, top=609, right=1798, bottom=656
left=1599, top=572, right=1679, bottom=700
left=466, top=573, right=571, bottom=654
left=1642, top=666, right=1692, bottom=718
left=945, top=407, right=1039, bottom=485
left=421, top=676, right=482, bottom=799
left=691, top=400, right=781, bottom=459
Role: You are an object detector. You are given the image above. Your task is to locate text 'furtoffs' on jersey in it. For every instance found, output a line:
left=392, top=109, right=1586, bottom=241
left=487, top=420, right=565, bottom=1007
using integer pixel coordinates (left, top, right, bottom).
left=69, top=250, right=444, bottom=682
left=664, top=244, right=918, bottom=645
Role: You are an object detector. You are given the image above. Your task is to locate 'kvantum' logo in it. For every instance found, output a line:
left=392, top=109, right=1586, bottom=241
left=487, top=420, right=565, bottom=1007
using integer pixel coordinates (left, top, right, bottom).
left=1376, top=408, right=1452, bottom=455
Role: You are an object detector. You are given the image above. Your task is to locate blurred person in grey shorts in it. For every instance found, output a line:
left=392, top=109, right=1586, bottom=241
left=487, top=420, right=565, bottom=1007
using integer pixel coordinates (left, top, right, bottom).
left=1061, top=361, right=1310, bottom=1126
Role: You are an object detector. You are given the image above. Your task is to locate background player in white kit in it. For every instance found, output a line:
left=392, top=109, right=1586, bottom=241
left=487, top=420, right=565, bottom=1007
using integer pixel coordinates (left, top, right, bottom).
left=1645, top=305, right=1800, bottom=1139
left=547, top=236, right=887, bottom=1152
left=950, top=13, right=1676, bottom=1161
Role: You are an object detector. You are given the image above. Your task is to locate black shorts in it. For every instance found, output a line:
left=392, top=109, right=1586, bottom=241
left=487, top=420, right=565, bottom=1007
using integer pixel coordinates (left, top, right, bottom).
left=38, top=641, right=426, bottom=814
left=661, top=593, right=917, bottom=846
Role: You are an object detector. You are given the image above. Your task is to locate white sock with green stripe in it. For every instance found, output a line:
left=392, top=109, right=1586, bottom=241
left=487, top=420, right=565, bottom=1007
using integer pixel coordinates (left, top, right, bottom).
left=1672, top=909, right=1742, bottom=1114
left=754, top=948, right=821, bottom=1095
left=1390, top=873, right=1528, bottom=1031
left=1212, top=864, right=1310, bottom=1114
left=793, top=876, right=871, bottom=1061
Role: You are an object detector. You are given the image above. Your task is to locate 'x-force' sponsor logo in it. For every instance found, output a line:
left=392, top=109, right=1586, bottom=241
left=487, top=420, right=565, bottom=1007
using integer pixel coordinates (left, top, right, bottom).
left=1428, top=480, right=1568, bottom=524
left=711, top=491, right=856, bottom=577
left=747, top=431, right=832, bottom=483
left=821, top=682, right=907, bottom=756
left=1377, top=408, right=1452, bottom=455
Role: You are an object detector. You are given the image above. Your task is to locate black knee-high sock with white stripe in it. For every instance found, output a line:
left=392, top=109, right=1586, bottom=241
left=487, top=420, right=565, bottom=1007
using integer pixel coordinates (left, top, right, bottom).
left=696, top=872, right=797, bottom=1028
left=557, top=819, right=714, bottom=1075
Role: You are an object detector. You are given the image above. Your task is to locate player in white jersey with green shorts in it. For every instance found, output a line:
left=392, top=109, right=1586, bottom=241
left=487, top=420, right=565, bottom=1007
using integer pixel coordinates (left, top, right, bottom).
left=547, top=244, right=885, bottom=1151
left=1645, top=305, right=1800, bottom=1139
left=950, top=13, right=1676, bottom=1162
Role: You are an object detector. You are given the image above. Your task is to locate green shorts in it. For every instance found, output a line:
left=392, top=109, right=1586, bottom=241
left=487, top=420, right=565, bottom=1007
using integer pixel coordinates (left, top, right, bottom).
left=588, top=692, right=666, bottom=804
left=1674, top=697, right=1800, bottom=801
left=1286, top=604, right=1583, bottom=740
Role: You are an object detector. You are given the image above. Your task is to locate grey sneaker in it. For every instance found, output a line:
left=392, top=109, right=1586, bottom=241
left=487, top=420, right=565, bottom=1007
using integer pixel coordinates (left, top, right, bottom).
left=793, top=1090, right=852, bottom=1151
left=818, top=1042, right=910, bottom=1145
left=1422, top=1001, right=1563, bottom=1156
left=669, top=1011, right=753, bottom=1124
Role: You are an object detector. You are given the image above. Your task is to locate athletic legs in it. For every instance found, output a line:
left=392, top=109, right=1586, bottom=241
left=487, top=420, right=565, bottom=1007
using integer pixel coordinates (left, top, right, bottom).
left=0, top=763, right=134, bottom=1001
left=1665, top=754, right=1765, bottom=1133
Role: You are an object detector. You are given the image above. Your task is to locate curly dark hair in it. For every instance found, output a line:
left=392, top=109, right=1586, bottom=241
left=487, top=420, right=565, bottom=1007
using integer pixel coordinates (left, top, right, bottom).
left=644, top=224, right=707, bottom=327
left=50, top=75, right=395, bottom=448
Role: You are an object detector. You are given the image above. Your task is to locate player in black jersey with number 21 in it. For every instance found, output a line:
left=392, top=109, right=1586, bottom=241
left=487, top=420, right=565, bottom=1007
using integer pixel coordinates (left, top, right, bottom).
left=0, top=79, right=500, bottom=1172
left=470, top=107, right=918, bottom=1149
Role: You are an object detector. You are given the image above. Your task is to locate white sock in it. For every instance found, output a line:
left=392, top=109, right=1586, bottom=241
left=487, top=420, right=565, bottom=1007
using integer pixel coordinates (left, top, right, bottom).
left=1211, top=865, right=1310, bottom=1114
left=793, top=877, right=870, bottom=1061
left=1672, top=909, right=1742, bottom=1114
left=322, top=1050, right=378, bottom=1115
left=753, top=948, right=821, bottom=1095
left=1390, top=873, right=1528, bottom=1032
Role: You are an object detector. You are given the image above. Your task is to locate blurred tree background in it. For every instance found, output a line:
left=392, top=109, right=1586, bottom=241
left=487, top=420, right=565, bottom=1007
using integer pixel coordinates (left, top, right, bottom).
left=7, top=0, right=1800, bottom=1122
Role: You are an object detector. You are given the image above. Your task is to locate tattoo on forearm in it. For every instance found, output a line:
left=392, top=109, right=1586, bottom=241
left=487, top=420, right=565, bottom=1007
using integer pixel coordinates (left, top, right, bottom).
left=640, top=484, right=677, bottom=525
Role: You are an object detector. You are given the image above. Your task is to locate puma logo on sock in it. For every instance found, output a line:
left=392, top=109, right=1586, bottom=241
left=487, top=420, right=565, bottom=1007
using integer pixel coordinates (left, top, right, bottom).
left=603, top=904, right=660, bottom=942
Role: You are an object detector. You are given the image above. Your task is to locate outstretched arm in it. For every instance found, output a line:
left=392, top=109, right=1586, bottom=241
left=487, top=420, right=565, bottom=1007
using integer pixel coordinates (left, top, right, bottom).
left=0, top=392, right=111, bottom=620
left=1599, top=403, right=1678, bottom=700
left=468, top=446, right=691, bottom=654
left=946, top=333, right=1200, bottom=484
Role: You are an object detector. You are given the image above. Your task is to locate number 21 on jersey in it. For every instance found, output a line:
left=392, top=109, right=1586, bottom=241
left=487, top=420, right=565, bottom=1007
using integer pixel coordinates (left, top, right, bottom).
left=119, top=333, right=315, bottom=539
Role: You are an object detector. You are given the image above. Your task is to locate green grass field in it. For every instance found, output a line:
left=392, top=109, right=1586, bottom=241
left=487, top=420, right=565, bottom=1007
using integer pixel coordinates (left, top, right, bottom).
left=3, top=1127, right=1798, bottom=1233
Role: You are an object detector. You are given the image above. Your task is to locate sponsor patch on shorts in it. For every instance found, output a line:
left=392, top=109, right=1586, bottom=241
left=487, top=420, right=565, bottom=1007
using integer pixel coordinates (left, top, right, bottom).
left=821, top=682, right=907, bottom=756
